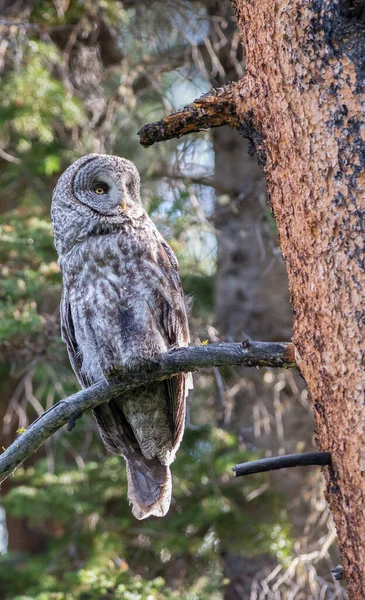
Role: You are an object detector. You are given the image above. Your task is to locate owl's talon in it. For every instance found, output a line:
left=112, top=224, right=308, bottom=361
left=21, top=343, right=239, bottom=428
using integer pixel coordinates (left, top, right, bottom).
left=67, top=412, right=83, bottom=432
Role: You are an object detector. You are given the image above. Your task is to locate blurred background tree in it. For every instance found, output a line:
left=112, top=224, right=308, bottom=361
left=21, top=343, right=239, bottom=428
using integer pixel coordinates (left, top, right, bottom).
left=0, top=1, right=346, bottom=598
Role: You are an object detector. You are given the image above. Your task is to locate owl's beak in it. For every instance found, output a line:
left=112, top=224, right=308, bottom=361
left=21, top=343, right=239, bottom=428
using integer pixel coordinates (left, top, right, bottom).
left=121, top=199, right=127, bottom=211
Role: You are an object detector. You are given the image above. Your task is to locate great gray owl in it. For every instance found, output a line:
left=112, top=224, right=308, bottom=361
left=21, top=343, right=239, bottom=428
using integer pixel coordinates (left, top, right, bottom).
left=51, top=154, right=192, bottom=520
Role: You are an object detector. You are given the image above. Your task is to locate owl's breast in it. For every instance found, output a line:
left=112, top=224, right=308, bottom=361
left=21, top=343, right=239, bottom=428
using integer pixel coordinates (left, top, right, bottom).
left=65, top=233, right=169, bottom=382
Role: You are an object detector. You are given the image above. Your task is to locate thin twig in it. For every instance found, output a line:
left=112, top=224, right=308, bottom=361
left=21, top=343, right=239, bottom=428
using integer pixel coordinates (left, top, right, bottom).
left=232, top=452, right=332, bottom=477
left=0, top=20, right=75, bottom=32
left=0, top=341, right=295, bottom=483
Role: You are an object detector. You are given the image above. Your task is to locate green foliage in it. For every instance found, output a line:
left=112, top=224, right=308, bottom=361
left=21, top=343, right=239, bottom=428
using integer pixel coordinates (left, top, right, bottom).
left=0, top=40, right=84, bottom=183
left=1, top=426, right=293, bottom=599
left=4, top=567, right=220, bottom=600
left=181, top=274, right=214, bottom=317
left=0, top=206, right=60, bottom=342
left=10, top=571, right=219, bottom=600
left=29, top=0, right=128, bottom=29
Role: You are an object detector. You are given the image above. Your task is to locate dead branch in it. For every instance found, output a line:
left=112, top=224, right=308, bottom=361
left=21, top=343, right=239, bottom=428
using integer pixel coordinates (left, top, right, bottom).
left=138, top=84, right=240, bottom=147
left=233, top=452, right=332, bottom=477
left=0, top=341, right=295, bottom=484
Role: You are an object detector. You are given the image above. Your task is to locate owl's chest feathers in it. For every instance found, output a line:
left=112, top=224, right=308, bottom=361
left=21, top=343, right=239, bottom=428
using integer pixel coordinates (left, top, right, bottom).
left=62, top=231, right=169, bottom=380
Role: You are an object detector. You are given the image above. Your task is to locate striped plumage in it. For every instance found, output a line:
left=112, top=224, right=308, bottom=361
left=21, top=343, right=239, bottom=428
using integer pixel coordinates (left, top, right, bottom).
left=51, top=154, right=192, bottom=519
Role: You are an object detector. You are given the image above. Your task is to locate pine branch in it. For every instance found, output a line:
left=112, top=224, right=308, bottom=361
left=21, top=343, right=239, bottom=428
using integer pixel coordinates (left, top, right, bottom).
left=0, top=341, right=295, bottom=484
left=138, top=85, right=240, bottom=148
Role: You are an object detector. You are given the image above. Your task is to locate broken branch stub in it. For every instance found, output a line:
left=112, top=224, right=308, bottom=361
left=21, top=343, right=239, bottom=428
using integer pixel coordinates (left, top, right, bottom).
left=138, top=84, right=240, bottom=148
left=233, top=452, right=332, bottom=477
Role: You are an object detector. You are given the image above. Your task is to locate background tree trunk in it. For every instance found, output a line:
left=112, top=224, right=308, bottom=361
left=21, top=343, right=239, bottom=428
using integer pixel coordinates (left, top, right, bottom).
left=231, top=1, right=365, bottom=596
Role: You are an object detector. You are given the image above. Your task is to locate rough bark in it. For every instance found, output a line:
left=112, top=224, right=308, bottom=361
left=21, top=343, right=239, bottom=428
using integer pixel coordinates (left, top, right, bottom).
left=139, top=1, right=365, bottom=595
left=138, top=86, right=239, bottom=147
left=230, top=1, right=365, bottom=596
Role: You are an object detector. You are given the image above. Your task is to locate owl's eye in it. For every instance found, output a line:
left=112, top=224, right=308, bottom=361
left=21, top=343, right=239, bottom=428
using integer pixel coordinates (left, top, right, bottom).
left=92, top=182, right=109, bottom=195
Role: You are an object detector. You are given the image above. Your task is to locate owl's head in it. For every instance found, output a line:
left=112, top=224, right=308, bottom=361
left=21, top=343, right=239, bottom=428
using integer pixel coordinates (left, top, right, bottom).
left=51, top=154, right=142, bottom=255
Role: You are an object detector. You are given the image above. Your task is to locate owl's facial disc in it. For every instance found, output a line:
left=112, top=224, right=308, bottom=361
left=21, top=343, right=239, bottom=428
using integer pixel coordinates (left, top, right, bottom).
left=73, top=161, right=127, bottom=217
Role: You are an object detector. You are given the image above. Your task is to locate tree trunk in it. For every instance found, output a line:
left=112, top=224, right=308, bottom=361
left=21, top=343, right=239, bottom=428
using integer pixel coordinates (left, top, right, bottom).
left=214, top=127, right=293, bottom=344
left=231, top=1, right=365, bottom=596
left=138, top=0, right=364, bottom=594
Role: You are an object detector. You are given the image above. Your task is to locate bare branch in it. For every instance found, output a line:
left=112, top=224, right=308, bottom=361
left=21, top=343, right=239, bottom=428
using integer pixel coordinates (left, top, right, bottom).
left=138, top=84, right=240, bottom=148
left=0, top=147, right=21, bottom=164
left=233, top=452, right=332, bottom=477
left=0, top=341, right=295, bottom=484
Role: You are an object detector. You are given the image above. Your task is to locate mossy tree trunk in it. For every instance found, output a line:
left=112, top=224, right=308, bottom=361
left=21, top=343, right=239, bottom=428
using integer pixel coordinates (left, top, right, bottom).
left=231, top=1, right=365, bottom=596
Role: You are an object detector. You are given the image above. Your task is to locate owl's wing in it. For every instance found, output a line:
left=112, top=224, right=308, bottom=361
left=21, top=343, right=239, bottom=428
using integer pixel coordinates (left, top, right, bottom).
left=60, top=288, right=90, bottom=388
left=61, top=285, right=168, bottom=514
left=157, top=241, right=193, bottom=448
left=159, top=240, right=190, bottom=344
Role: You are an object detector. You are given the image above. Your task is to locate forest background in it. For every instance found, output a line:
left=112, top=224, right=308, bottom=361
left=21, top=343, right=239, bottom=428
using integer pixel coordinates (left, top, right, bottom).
left=0, top=1, right=347, bottom=598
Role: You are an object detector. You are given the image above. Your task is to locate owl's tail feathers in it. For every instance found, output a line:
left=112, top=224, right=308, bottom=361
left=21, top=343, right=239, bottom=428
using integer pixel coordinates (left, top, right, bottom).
left=126, top=461, right=172, bottom=520
left=93, top=399, right=172, bottom=520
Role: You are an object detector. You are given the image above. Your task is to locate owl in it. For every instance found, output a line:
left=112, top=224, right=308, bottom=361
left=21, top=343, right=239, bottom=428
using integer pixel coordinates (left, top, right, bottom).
left=51, top=154, right=193, bottom=520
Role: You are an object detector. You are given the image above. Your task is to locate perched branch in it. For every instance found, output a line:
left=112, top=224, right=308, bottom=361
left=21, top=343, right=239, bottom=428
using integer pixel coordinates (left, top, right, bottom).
left=138, top=84, right=240, bottom=148
left=232, top=452, right=332, bottom=477
left=0, top=341, right=295, bottom=484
